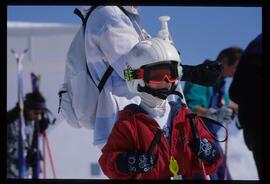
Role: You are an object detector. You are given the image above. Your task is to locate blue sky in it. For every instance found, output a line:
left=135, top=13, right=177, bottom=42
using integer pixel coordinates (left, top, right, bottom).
left=7, top=6, right=262, bottom=65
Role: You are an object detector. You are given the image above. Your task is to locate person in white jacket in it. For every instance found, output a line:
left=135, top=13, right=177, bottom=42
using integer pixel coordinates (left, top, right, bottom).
left=84, top=6, right=147, bottom=148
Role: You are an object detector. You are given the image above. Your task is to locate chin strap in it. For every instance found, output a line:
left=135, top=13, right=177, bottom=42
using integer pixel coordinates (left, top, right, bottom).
left=137, top=84, right=183, bottom=100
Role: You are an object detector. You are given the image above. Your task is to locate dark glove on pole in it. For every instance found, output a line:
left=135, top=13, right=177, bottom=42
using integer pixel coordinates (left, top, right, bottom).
left=116, top=128, right=163, bottom=174
left=116, top=151, right=157, bottom=173
left=187, top=114, right=220, bottom=165
left=187, top=113, right=216, bottom=180
left=189, top=137, right=220, bottom=165
left=38, top=113, right=50, bottom=134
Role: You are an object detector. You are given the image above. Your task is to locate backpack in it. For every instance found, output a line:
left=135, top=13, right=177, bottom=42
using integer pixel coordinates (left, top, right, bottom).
left=58, top=6, right=129, bottom=129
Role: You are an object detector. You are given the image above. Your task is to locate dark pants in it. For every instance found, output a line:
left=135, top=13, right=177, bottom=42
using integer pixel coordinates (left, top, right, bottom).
left=242, top=127, right=262, bottom=180
left=252, top=144, right=262, bottom=180
left=239, top=106, right=262, bottom=180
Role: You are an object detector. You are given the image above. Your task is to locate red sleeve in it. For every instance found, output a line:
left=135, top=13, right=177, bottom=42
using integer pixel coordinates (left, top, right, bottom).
left=98, top=115, right=139, bottom=179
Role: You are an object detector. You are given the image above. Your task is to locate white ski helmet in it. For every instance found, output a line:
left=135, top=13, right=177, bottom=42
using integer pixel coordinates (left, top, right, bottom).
left=124, top=37, right=182, bottom=97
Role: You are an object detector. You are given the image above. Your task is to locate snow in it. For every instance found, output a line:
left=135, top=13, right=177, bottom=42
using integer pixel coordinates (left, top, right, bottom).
left=220, top=121, right=259, bottom=180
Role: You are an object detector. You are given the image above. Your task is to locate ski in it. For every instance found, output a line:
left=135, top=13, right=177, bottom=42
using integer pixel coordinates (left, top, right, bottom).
left=11, top=48, right=29, bottom=178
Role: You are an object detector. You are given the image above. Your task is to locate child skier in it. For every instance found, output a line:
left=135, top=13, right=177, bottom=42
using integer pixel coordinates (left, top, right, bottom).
left=98, top=37, right=222, bottom=179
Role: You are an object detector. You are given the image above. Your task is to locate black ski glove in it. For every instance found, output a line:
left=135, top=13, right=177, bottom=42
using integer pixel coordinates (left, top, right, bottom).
left=116, top=151, right=157, bottom=173
left=189, top=138, right=220, bottom=165
left=26, top=148, right=43, bottom=167
left=38, top=115, right=50, bottom=134
left=7, top=103, right=20, bottom=124
left=181, top=62, right=223, bottom=86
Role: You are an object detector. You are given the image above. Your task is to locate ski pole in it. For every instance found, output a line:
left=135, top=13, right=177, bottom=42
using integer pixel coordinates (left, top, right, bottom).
left=44, top=132, right=57, bottom=178
left=42, top=133, right=46, bottom=179
left=224, top=122, right=228, bottom=180
left=224, top=112, right=236, bottom=180
left=11, top=48, right=28, bottom=178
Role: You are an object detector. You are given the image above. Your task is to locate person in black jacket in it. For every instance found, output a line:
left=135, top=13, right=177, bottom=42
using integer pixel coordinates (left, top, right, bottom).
left=7, top=92, right=48, bottom=178
left=229, top=34, right=262, bottom=180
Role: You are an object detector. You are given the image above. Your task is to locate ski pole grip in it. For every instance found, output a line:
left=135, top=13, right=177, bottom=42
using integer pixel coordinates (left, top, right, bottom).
left=147, top=128, right=163, bottom=155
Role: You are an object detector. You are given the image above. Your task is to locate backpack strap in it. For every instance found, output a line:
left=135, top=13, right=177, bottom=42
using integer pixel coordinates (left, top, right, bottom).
left=186, top=112, right=228, bottom=142
left=74, top=6, right=129, bottom=32
left=96, top=6, right=129, bottom=92
left=198, top=116, right=228, bottom=142
left=118, top=6, right=130, bottom=18
left=73, top=6, right=100, bottom=89
left=73, top=8, right=85, bottom=25
left=73, top=6, right=130, bottom=93
left=74, top=6, right=98, bottom=34
left=97, top=65, right=113, bottom=92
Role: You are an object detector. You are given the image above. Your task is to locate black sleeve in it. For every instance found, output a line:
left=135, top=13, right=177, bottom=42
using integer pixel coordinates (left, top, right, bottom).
left=181, top=61, right=223, bottom=86
left=7, top=105, right=20, bottom=124
left=229, top=34, right=262, bottom=132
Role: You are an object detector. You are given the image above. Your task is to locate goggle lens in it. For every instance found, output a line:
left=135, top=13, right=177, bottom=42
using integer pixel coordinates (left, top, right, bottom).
left=147, top=66, right=178, bottom=84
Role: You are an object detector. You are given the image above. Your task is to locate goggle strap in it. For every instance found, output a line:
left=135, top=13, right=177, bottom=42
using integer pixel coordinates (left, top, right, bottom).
left=124, top=68, right=144, bottom=81
left=178, top=66, right=182, bottom=78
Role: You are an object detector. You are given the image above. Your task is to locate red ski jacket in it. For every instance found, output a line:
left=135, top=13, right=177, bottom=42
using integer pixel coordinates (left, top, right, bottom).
left=99, top=104, right=222, bottom=179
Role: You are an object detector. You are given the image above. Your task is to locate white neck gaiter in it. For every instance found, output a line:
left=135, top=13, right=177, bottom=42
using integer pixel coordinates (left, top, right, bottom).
left=140, top=92, right=170, bottom=128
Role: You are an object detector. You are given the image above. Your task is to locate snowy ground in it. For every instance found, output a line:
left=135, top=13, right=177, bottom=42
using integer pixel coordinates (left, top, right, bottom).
left=220, top=120, right=259, bottom=180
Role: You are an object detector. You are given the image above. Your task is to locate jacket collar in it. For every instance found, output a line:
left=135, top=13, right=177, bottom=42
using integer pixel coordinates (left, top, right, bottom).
left=123, top=103, right=148, bottom=115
